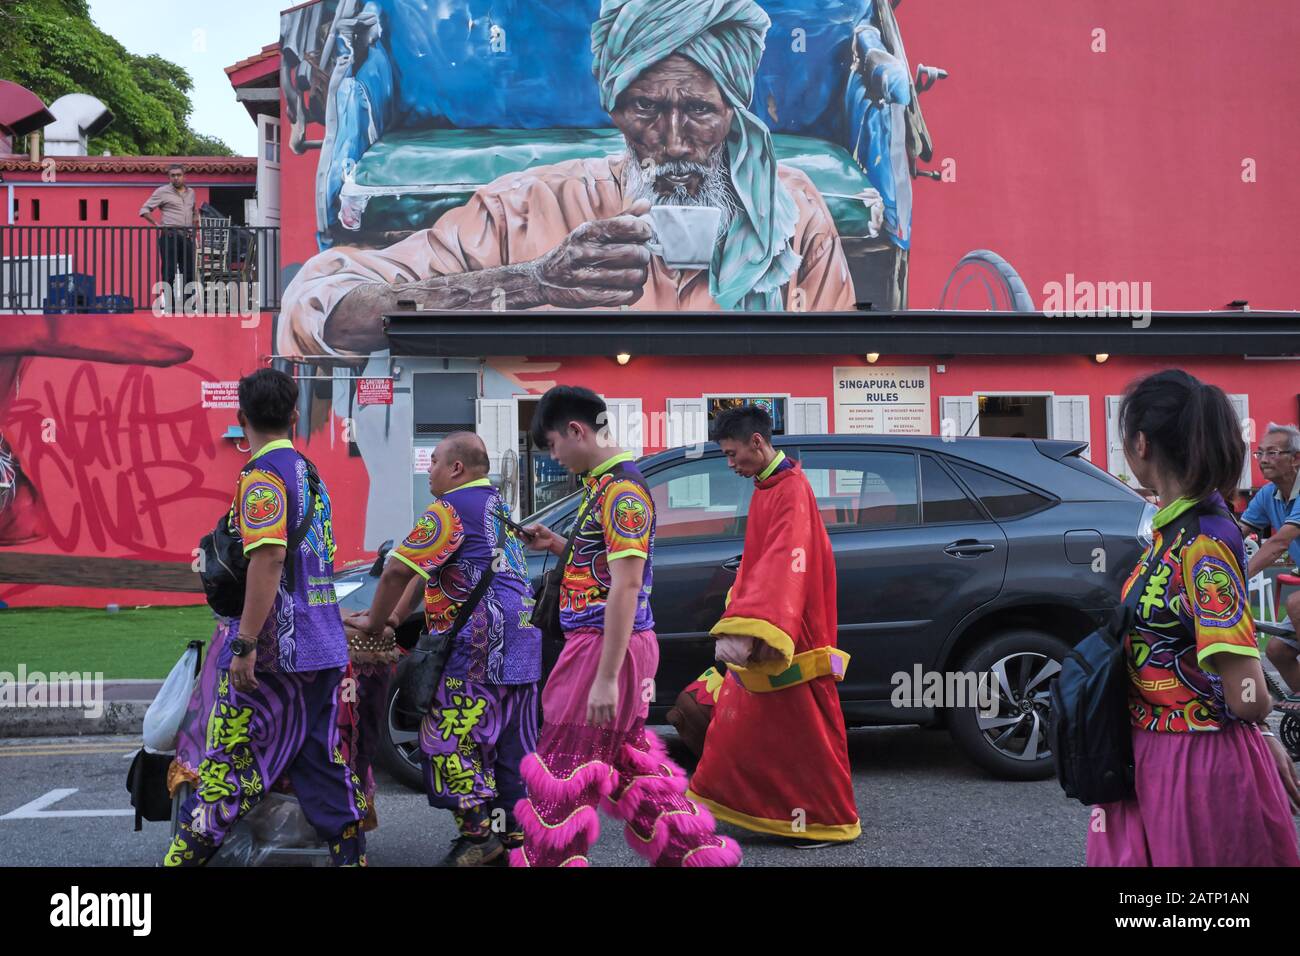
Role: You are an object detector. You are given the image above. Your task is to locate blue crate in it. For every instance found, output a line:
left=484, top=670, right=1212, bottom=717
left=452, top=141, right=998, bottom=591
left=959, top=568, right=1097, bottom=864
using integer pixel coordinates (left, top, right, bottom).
left=89, top=294, right=134, bottom=314
left=45, top=272, right=95, bottom=309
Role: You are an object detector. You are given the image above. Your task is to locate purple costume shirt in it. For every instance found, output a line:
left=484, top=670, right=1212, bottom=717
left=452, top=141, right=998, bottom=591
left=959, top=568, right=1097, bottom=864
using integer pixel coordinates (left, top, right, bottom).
left=220, top=439, right=348, bottom=673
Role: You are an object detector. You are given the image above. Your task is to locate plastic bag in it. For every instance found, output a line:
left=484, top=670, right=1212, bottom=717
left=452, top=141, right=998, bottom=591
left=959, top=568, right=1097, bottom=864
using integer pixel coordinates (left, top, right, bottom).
left=143, top=643, right=201, bottom=752
left=209, top=794, right=331, bottom=868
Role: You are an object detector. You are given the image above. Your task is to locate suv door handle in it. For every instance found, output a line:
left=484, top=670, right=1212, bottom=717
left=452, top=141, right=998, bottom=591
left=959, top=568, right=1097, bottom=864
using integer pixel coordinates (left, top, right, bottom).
left=944, top=540, right=996, bottom=558
left=722, top=555, right=742, bottom=572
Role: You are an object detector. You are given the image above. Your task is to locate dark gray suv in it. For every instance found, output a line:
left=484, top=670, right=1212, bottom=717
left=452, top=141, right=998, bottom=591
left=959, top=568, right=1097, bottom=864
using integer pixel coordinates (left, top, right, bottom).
left=525, top=435, right=1155, bottom=781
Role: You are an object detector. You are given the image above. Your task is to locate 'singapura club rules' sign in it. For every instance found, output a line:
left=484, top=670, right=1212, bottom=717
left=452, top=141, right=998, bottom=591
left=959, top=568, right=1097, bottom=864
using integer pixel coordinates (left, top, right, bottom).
left=833, top=366, right=931, bottom=434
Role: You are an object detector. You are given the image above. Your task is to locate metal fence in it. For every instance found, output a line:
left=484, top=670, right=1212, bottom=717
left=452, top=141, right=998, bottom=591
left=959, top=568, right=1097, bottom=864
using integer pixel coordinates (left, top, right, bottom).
left=0, top=222, right=280, bottom=314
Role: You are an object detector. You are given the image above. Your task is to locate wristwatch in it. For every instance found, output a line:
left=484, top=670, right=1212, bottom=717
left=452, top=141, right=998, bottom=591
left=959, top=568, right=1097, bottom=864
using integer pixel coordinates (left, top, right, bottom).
left=229, top=637, right=255, bottom=657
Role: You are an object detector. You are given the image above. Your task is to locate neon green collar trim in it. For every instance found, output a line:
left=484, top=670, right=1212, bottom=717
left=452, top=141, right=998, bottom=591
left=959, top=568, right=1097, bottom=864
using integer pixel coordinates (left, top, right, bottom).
left=757, top=450, right=787, bottom=481
left=250, top=438, right=293, bottom=461
left=446, top=477, right=493, bottom=494
left=1152, top=495, right=1197, bottom=528
left=590, top=451, right=634, bottom=478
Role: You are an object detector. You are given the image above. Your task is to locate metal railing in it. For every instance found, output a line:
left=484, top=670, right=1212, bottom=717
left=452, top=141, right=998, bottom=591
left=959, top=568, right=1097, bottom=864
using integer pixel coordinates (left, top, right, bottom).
left=0, top=223, right=280, bottom=314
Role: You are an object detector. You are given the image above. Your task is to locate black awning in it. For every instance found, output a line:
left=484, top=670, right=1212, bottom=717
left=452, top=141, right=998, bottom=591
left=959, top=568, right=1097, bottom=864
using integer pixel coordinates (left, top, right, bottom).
left=383, top=309, right=1300, bottom=357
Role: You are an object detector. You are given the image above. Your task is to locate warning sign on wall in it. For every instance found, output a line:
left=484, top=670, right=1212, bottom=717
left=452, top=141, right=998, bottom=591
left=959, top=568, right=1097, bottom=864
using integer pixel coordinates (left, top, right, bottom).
left=201, top=381, right=240, bottom=409
left=357, top=378, right=393, bottom=406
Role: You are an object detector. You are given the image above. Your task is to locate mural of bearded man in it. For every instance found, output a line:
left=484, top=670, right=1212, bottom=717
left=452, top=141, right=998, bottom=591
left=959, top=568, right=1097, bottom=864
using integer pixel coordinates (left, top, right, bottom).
left=278, top=0, right=855, bottom=362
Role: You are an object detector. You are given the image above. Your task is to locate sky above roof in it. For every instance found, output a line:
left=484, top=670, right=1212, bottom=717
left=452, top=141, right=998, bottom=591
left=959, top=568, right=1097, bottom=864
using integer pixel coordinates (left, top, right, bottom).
left=87, top=0, right=289, bottom=156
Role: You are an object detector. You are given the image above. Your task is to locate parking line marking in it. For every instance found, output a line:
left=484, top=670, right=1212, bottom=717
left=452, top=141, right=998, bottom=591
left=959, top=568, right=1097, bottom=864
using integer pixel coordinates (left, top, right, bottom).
left=1, top=788, right=136, bottom=820
left=0, top=745, right=134, bottom=758
left=0, top=742, right=130, bottom=749
left=0, top=741, right=131, bottom=749
left=0, top=750, right=132, bottom=759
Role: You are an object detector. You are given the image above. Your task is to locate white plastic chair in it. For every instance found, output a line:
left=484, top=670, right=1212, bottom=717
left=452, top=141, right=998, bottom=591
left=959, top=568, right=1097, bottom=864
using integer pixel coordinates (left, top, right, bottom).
left=1250, top=571, right=1277, bottom=623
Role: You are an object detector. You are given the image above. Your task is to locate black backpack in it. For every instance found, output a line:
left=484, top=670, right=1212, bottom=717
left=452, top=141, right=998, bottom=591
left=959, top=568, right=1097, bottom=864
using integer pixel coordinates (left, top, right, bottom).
left=1048, top=601, right=1139, bottom=806
left=1048, top=502, right=1224, bottom=805
left=197, top=455, right=321, bottom=618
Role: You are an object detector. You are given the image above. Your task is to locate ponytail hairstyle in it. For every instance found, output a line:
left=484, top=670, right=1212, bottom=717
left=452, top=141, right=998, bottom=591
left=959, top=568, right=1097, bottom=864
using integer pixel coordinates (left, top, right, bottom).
left=1118, top=369, right=1244, bottom=501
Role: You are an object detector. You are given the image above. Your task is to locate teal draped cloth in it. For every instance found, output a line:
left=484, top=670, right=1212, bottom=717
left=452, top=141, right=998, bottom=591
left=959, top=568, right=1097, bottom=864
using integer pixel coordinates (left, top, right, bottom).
left=591, top=0, right=801, bottom=311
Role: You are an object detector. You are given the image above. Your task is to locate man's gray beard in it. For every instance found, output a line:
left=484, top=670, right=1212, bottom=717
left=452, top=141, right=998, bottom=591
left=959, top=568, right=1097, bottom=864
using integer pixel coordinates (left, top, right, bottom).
left=621, top=147, right=739, bottom=240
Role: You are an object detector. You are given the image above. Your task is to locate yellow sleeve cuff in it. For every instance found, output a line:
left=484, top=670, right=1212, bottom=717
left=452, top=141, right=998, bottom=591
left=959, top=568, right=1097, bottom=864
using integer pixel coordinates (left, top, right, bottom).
left=1197, top=641, right=1260, bottom=673
left=710, top=616, right=796, bottom=672
left=243, top=538, right=288, bottom=557
left=390, top=551, right=431, bottom=580
left=606, top=549, right=648, bottom=562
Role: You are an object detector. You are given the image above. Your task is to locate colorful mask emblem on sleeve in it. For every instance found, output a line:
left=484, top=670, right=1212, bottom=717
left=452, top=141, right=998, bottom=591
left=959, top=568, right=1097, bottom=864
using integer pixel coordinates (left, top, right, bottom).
left=405, top=512, right=442, bottom=548
left=242, top=483, right=283, bottom=528
left=612, top=491, right=648, bottom=538
left=1192, top=555, right=1242, bottom=625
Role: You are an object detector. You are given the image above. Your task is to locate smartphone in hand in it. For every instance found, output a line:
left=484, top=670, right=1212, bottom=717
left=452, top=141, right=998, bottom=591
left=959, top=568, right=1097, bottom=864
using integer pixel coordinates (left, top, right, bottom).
left=501, top=516, right=536, bottom=540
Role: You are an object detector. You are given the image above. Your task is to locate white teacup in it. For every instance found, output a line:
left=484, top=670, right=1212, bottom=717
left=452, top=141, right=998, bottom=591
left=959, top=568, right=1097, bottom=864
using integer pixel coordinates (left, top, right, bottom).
left=638, top=206, right=722, bottom=271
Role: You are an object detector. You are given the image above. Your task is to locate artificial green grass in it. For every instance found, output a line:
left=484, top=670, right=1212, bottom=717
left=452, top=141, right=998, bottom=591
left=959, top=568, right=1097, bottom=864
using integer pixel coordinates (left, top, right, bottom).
left=0, top=606, right=215, bottom=679
left=0, top=594, right=1287, bottom=675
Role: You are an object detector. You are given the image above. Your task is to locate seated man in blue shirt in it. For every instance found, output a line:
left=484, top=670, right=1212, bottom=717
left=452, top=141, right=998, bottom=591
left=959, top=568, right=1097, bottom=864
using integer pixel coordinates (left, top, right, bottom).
left=1240, top=423, right=1300, bottom=694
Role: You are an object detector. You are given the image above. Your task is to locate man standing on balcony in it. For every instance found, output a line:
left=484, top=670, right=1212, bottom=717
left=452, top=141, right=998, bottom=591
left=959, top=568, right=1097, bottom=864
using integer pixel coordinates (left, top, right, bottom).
left=140, top=163, right=198, bottom=293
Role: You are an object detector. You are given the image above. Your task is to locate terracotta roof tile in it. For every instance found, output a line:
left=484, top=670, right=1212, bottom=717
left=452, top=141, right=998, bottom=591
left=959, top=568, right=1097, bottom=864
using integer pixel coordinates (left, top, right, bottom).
left=225, top=44, right=281, bottom=76
left=0, top=155, right=257, bottom=174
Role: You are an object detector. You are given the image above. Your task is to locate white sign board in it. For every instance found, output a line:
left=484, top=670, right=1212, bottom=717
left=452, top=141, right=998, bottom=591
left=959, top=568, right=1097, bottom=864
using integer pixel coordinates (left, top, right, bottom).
left=833, top=366, right=931, bottom=434
left=201, top=381, right=240, bottom=409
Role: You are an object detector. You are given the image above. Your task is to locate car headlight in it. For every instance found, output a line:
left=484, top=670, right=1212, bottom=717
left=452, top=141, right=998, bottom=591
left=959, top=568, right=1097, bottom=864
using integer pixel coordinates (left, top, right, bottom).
left=334, top=580, right=364, bottom=600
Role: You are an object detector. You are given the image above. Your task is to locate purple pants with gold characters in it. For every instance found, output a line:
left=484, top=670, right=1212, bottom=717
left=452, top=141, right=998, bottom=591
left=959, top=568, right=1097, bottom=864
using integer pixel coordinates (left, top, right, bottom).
left=163, top=666, right=369, bottom=867
left=421, top=674, right=538, bottom=842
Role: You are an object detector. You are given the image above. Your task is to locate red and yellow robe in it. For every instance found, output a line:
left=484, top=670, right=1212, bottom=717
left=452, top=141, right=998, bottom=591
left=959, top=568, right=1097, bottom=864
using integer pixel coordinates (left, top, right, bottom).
left=687, top=457, right=860, bottom=842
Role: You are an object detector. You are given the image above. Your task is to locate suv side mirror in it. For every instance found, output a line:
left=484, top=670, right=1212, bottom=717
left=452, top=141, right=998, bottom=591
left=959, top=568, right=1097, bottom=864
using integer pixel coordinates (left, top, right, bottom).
left=370, top=538, right=394, bottom=577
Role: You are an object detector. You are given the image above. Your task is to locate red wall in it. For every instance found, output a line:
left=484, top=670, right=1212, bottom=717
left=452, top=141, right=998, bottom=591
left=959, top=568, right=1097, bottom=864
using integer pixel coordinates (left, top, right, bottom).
left=0, top=311, right=277, bottom=608
left=9, top=182, right=212, bottom=227
left=901, top=0, right=1300, bottom=311
left=280, top=99, right=318, bottom=267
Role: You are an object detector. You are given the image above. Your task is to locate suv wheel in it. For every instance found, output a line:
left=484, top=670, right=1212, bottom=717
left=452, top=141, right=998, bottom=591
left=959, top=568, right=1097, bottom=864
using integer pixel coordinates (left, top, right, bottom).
left=947, top=629, right=1069, bottom=780
left=378, top=680, right=427, bottom=792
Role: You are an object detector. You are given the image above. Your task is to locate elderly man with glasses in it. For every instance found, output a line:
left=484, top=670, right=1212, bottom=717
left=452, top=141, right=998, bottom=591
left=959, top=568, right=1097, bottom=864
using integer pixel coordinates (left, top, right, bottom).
left=1240, top=423, right=1300, bottom=698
